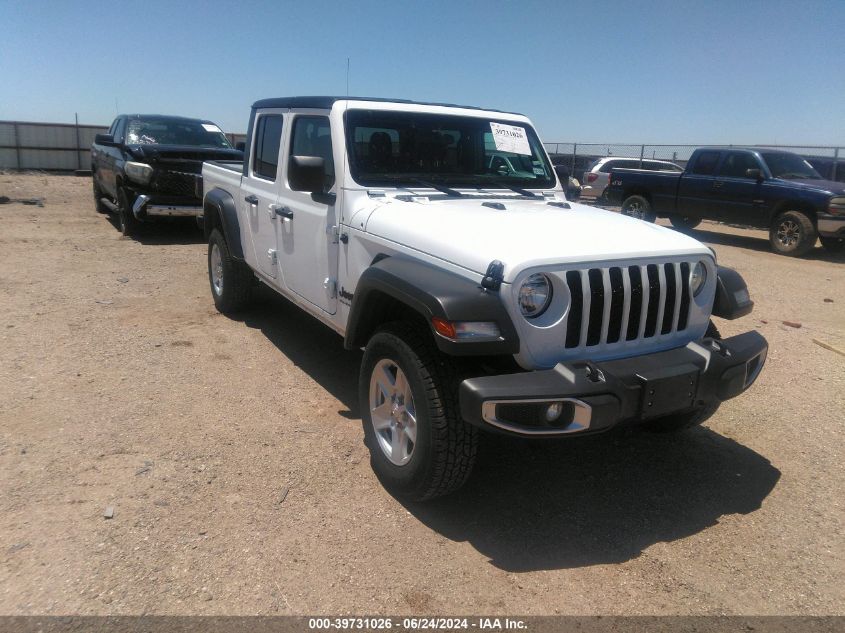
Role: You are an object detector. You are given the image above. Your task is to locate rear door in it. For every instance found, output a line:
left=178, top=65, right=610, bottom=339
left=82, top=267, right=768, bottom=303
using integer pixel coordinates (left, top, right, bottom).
left=275, top=111, right=339, bottom=315
left=710, top=151, right=766, bottom=225
left=241, top=109, right=285, bottom=280
left=677, top=150, right=721, bottom=218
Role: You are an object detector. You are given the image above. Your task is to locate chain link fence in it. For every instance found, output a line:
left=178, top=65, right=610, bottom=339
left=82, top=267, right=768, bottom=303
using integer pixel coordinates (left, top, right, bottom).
left=544, top=143, right=843, bottom=185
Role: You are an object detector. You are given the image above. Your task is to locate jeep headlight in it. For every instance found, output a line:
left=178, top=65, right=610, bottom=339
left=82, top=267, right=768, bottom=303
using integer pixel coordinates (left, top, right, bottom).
left=125, top=161, right=153, bottom=184
left=690, top=261, right=707, bottom=297
left=519, top=273, right=553, bottom=318
left=829, top=196, right=845, bottom=215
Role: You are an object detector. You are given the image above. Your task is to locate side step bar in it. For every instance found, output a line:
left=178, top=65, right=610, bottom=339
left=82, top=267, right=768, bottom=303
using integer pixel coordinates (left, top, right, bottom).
left=99, top=197, right=118, bottom=212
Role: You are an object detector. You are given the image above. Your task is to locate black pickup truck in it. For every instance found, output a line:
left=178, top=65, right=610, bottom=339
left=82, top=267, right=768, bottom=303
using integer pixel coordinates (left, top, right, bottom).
left=91, top=114, right=242, bottom=236
left=605, top=147, right=845, bottom=256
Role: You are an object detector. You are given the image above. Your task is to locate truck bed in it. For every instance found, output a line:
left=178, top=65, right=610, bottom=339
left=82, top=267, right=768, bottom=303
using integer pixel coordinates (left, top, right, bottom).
left=202, top=160, right=244, bottom=200
left=606, top=168, right=682, bottom=213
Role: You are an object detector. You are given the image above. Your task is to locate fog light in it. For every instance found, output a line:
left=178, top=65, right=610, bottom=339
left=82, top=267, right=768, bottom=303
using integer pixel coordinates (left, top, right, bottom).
left=545, top=402, right=564, bottom=422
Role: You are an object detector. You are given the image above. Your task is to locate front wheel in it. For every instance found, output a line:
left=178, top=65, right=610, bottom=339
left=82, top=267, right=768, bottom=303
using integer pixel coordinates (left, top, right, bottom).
left=116, top=187, right=139, bottom=237
left=621, top=195, right=656, bottom=222
left=820, top=236, right=845, bottom=254
left=360, top=322, right=478, bottom=501
left=770, top=210, right=817, bottom=257
left=208, top=228, right=253, bottom=313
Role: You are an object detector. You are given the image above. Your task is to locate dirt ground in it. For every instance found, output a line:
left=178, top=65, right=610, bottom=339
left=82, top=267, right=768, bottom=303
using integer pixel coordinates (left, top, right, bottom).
left=0, top=174, right=843, bottom=616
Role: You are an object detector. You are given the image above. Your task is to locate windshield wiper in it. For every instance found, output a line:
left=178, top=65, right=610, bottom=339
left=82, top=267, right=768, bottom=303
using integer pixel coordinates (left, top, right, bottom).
left=408, top=178, right=463, bottom=197
left=488, top=180, right=540, bottom=198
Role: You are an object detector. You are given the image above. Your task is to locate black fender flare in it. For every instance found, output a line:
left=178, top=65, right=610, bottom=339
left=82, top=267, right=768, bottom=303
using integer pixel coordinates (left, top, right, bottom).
left=344, top=257, right=520, bottom=356
left=712, top=265, right=754, bottom=320
left=203, top=187, right=245, bottom=261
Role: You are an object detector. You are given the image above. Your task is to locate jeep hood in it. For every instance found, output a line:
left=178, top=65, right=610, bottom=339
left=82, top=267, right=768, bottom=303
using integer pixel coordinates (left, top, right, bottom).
left=362, top=196, right=712, bottom=282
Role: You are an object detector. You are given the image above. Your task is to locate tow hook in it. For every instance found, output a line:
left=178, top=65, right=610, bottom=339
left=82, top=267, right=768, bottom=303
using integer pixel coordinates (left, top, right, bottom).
left=133, top=194, right=150, bottom=220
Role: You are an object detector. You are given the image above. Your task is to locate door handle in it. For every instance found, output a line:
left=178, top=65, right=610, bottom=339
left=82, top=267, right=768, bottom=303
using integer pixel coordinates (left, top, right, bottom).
left=270, top=204, right=294, bottom=219
left=712, top=181, right=723, bottom=188
left=245, top=195, right=259, bottom=205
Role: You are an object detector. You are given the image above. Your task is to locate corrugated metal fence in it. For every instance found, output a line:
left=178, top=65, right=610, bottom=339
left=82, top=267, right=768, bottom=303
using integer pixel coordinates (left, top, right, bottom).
left=0, top=120, right=247, bottom=171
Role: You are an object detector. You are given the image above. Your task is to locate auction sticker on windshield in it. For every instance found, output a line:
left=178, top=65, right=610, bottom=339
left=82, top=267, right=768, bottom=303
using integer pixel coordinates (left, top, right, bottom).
left=202, top=123, right=222, bottom=133
left=490, top=122, right=531, bottom=155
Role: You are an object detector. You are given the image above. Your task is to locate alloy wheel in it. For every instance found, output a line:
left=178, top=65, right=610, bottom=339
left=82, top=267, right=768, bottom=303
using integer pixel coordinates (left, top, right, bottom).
left=369, top=359, right=417, bottom=466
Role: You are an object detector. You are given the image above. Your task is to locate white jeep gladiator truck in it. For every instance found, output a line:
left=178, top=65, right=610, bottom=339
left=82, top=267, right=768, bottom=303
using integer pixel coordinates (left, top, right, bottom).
left=201, top=97, right=768, bottom=500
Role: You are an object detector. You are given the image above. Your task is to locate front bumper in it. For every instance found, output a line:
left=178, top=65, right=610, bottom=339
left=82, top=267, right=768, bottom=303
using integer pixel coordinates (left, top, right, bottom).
left=459, top=331, right=767, bottom=437
left=132, top=194, right=203, bottom=220
left=817, top=213, right=845, bottom=238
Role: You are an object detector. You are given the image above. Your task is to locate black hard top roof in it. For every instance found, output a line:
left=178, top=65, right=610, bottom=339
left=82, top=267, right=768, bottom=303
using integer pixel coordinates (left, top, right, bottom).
left=251, top=96, right=523, bottom=116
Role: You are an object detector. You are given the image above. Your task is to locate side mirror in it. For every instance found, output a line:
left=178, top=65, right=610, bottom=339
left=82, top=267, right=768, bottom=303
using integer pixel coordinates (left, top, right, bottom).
left=95, top=134, right=115, bottom=146
left=745, top=168, right=764, bottom=181
left=235, top=141, right=246, bottom=152
left=289, top=155, right=326, bottom=193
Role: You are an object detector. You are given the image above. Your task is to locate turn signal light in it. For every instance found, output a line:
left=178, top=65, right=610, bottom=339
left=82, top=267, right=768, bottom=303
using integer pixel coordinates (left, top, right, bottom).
left=432, top=317, right=457, bottom=339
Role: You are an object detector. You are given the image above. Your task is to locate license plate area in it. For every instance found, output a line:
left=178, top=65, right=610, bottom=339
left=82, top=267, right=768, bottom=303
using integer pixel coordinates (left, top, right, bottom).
left=636, top=363, right=699, bottom=419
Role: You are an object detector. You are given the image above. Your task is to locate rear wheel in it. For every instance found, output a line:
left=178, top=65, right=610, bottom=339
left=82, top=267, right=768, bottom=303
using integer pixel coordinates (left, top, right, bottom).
left=621, top=195, right=656, bottom=222
left=769, top=210, right=817, bottom=256
left=208, top=228, right=253, bottom=313
left=670, top=215, right=701, bottom=231
left=360, top=322, right=478, bottom=501
left=116, top=187, right=139, bottom=237
left=820, top=236, right=845, bottom=254
left=640, top=321, right=721, bottom=433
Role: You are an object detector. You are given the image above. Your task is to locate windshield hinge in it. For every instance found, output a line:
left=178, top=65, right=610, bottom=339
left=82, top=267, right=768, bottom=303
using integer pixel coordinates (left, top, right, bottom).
left=367, top=190, right=386, bottom=198
left=481, top=260, right=505, bottom=291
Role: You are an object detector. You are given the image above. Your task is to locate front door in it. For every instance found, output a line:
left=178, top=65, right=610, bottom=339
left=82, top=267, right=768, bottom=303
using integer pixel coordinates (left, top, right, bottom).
left=710, top=151, right=765, bottom=226
left=276, top=112, right=338, bottom=315
left=241, top=110, right=285, bottom=279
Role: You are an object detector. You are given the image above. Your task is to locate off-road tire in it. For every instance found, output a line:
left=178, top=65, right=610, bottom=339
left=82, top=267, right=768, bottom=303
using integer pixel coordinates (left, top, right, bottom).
left=820, top=236, right=845, bottom=254
left=670, top=215, right=701, bottom=231
left=621, top=195, right=656, bottom=222
left=207, top=228, right=253, bottom=313
left=640, top=321, right=721, bottom=433
left=360, top=321, right=478, bottom=501
left=116, top=187, right=139, bottom=237
left=92, top=177, right=109, bottom=214
left=769, top=210, right=817, bottom=257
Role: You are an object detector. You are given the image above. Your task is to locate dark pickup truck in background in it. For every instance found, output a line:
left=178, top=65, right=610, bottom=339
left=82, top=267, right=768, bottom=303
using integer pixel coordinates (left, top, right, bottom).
left=605, top=147, right=845, bottom=256
left=91, top=114, right=242, bottom=236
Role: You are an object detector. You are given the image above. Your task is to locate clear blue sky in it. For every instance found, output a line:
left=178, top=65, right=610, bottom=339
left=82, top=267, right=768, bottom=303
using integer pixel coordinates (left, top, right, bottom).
left=1, top=0, right=843, bottom=145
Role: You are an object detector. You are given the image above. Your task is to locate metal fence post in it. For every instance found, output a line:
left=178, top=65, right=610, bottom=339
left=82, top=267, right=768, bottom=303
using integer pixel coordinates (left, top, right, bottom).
left=13, top=122, right=21, bottom=170
left=571, top=143, right=577, bottom=175
left=833, top=148, right=839, bottom=182
left=74, top=113, right=82, bottom=170
left=639, top=145, right=644, bottom=168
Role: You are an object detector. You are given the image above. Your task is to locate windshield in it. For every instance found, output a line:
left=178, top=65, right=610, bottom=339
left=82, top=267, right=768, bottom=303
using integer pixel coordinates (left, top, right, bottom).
left=344, top=110, right=556, bottom=189
left=762, top=152, right=821, bottom=180
left=126, top=118, right=232, bottom=148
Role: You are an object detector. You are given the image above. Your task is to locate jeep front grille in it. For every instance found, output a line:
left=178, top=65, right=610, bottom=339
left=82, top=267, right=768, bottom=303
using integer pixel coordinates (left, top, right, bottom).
left=563, top=262, right=692, bottom=349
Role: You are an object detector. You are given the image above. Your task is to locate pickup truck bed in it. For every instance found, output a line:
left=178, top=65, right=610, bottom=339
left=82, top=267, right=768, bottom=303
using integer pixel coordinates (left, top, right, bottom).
left=205, top=160, right=244, bottom=173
